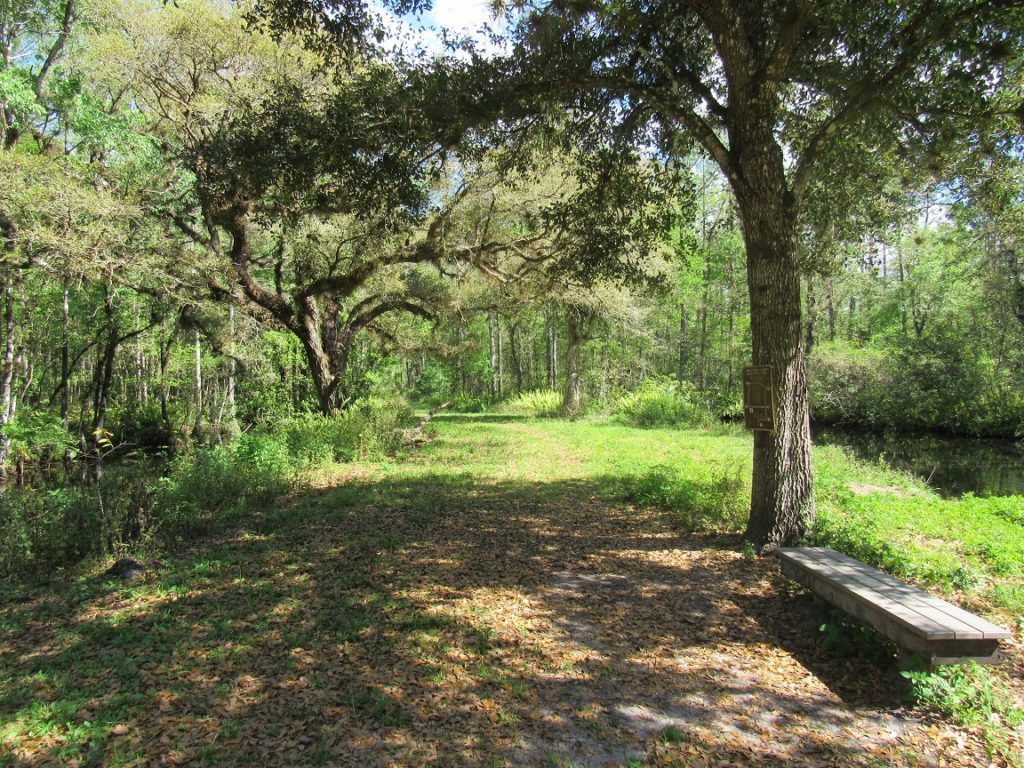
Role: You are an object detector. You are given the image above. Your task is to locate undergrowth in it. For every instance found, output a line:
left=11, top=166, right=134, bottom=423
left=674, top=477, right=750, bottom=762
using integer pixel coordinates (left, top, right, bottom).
left=903, top=662, right=1024, bottom=763
left=0, top=397, right=413, bottom=579
left=615, top=463, right=747, bottom=531
left=501, top=389, right=562, bottom=418
left=614, top=377, right=713, bottom=428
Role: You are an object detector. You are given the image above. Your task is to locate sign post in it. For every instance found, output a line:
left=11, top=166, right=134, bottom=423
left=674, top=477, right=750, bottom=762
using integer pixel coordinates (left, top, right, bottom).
left=743, top=365, right=776, bottom=433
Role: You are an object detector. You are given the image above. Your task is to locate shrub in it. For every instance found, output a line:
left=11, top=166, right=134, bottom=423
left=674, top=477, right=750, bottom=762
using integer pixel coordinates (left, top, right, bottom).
left=451, top=392, right=491, bottom=413
left=809, top=341, right=1024, bottom=437
left=281, top=396, right=413, bottom=465
left=615, top=378, right=712, bottom=428
left=617, top=463, right=747, bottom=531
left=0, top=465, right=157, bottom=578
left=157, top=433, right=295, bottom=540
left=2, top=412, right=76, bottom=464
left=111, top=401, right=172, bottom=449
left=502, top=389, right=562, bottom=418
left=903, top=662, right=1023, bottom=760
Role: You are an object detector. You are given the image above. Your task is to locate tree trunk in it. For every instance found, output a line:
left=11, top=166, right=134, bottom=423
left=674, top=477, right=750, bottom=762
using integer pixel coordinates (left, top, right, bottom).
left=0, top=274, right=15, bottom=478
left=224, top=306, right=240, bottom=438
left=561, top=305, right=592, bottom=417
left=678, top=304, right=688, bottom=383
left=545, top=304, right=558, bottom=390
left=729, top=115, right=815, bottom=550
left=826, top=279, right=836, bottom=342
left=487, top=310, right=498, bottom=398
left=192, top=328, right=203, bottom=437
left=509, top=321, right=524, bottom=394
left=61, top=278, right=70, bottom=428
left=805, top=274, right=817, bottom=356
left=91, top=285, right=119, bottom=450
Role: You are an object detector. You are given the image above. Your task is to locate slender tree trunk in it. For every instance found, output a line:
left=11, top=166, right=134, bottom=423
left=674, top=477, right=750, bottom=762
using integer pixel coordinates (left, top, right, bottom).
left=546, top=303, right=558, bottom=390
left=561, top=306, right=592, bottom=417
left=509, top=321, right=524, bottom=394
left=91, top=284, right=120, bottom=450
left=61, top=278, right=70, bottom=428
left=0, top=275, right=15, bottom=478
left=192, top=328, right=203, bottom=438
left=678, top=304, right=688, bottom=383
left=496, top=314, right=504, bottom=397
left=826, top=279, right=836, bottom=342
left=456, top=322, right=466, bottom=393
left=697, top=295, right=708, bottom=391
left=225, top=306, right=239, bottom=438
left=487, top=310, right=498, bottom=398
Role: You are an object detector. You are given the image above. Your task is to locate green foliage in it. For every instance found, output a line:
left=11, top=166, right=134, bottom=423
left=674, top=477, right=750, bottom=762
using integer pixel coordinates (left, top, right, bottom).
left=2, top=412, right=75, bottom=461
left=0, top=465, right=157, bottom=578
left=818, top=612, right=896, bottom=663
left=616, top=463, right=746, bottom=532
left=156, top=434, right=295, bottom=539
left=903, top=662, right=1023, bottom=759
left=0, top=68, right=43, bottom=124
left=614, top=377, right=712, bottom=428
left=0, top=397, right=413, bottom=578
left=502, top=390, right=562, bottom=418
left=809, top=340, right=1024, bottom=437
left=111, top=402, right=171, bottom=449
left=451, top=392, right=492, bottom=413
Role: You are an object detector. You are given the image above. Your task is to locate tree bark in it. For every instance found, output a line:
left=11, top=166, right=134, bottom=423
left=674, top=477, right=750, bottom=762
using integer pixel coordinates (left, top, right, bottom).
left=678, top=304, right=688, bottom=383
left=560, top=305, right=593, bottom=417
left=728, top=106, right=815, bottom=550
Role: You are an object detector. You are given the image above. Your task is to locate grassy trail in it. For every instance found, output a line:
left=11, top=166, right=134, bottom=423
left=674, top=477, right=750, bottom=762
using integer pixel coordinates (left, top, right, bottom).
left=1, top=415, right=1020, bottom=766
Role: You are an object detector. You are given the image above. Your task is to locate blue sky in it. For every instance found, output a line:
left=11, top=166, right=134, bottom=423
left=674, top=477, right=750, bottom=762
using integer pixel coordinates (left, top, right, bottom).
left=374, top=0, right=508, bottom=55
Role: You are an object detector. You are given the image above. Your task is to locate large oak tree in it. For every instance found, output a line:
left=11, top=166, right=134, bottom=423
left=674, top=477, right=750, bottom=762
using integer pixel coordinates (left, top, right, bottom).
left=477, top=0, right=1022, bottom=547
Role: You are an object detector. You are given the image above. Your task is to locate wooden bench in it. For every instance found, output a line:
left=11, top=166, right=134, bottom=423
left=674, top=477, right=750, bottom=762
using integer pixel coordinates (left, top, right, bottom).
left=777, top=547, right=1012, bottom=666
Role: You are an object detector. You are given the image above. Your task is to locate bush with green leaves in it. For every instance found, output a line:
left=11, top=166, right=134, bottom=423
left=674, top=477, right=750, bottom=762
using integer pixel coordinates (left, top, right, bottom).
left=157, top=433, right=295, bottom=539
left=2, top=412, right=76, bottom=464
left=903, top=662, right=1023, bottom=759
left=809, top=341, right=1024, bottom=437
left=614, top=377, right=712, bottom=428
left=0, top=464, right=158, bottom=577
left=502, top=389, right=562, bottom=418
left=616, top=463, right=747, bottom=531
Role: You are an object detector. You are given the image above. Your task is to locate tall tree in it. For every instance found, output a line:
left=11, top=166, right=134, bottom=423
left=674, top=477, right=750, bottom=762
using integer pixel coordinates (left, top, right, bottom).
left=466, top=0, right=1023, bottom=547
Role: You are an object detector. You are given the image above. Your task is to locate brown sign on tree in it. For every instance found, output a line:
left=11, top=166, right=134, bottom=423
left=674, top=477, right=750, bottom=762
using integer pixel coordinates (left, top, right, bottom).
left=743, top=366, right=776, bottom=433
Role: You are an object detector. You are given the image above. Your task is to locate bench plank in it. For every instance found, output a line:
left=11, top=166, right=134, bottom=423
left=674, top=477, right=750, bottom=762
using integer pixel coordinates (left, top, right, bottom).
left=817, top=550, right=1008, bottom=638
left=777, top=547, right=1011, bottom=664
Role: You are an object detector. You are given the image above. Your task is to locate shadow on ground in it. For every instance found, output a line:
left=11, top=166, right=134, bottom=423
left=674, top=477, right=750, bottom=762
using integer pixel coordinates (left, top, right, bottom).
left=0, top=471, right=965, bottom=767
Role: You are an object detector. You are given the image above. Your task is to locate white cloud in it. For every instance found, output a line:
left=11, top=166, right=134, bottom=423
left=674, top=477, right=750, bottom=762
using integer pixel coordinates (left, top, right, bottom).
left=424, top=0, right=497, bottom=37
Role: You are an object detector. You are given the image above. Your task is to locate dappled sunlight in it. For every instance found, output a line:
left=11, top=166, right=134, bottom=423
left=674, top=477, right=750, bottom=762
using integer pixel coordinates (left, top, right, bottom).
left=1, top=418, right=1017, bottom=766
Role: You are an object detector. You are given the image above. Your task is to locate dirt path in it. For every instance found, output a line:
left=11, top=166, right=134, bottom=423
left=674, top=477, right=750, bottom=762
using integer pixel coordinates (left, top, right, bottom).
left=1, top=418, right=1009, bottom=766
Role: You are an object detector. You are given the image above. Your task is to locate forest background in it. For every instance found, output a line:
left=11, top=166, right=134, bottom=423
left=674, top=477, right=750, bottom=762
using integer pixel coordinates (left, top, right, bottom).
left=0, top=0, right=1021, bottom=573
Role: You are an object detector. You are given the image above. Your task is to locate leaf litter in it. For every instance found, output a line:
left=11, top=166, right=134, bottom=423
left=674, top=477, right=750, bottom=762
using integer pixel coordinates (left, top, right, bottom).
left=1, top=418, right=1021, bottom=767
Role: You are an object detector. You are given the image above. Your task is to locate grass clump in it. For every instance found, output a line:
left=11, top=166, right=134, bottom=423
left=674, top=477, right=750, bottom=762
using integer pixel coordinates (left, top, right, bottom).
left=281, top=396, right=413, bottom=466
left=616, top=463, right=747, bottom=531
left=502, top=389, right=562, bottom=418
left=614, top=377, right=712, bottom=428
left=903, top=662, right=1023, bottom=762
left=0, top=397, right=415, bottom=579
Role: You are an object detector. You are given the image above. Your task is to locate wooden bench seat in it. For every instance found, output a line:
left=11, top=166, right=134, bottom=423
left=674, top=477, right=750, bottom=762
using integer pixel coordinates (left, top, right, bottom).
left=777, top=547, right=1012, bottom=666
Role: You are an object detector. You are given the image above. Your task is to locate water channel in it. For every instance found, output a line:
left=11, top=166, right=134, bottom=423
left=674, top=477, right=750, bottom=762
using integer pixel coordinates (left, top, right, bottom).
left=814, top=425, right=1024, bottom=498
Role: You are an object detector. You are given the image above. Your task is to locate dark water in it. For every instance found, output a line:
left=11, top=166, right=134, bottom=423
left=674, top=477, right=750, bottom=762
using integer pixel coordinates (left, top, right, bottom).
left=814, top=426, right=1024, bottom=498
